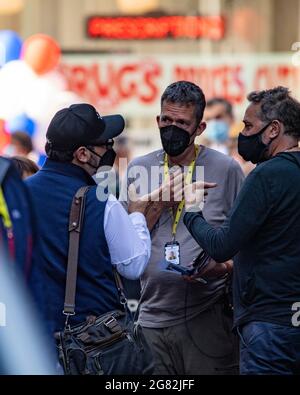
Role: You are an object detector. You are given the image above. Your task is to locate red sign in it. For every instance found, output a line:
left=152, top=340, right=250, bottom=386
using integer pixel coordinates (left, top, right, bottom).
left=60, top=54, right=300, bottom=117
left=60, top=60, right=162, bottom=111
left=87, top=15, right=225, bottom=40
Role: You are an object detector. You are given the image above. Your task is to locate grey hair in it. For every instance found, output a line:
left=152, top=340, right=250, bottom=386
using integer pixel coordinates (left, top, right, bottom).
left=161, top=81, right=206, bottom=123
left=247, top=86, right=300, bottom=137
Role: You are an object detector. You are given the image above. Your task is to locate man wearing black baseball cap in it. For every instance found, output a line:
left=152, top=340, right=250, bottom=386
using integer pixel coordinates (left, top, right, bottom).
left=45, top=103, right=125, bottom=173
left=25, top=104, right=152, bottom=373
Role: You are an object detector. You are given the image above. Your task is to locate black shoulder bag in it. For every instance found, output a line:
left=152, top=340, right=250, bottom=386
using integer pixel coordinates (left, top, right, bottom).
left=55, top=186, right=153, bottom=375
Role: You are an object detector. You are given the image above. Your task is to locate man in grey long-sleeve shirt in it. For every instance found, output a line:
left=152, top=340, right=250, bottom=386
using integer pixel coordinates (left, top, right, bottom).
left=120, top=81, right=245, bottom=375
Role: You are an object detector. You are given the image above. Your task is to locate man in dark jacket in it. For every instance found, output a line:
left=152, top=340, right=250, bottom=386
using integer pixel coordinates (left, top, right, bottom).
left=25, top=104, right=152, bottom=374
left=0, top=158, right=55, bottom=374
left=0, top=156, right=33, bottom=276
left=184, top=86, right=300, bottom=375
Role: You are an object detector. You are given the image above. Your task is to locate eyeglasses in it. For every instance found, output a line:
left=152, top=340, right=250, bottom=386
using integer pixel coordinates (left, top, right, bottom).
left=98, top=139, right=114, bottom=149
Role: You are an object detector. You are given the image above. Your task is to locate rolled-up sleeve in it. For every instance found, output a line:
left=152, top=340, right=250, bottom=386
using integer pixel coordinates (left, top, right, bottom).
left=104, top=195, right=151, bottom=280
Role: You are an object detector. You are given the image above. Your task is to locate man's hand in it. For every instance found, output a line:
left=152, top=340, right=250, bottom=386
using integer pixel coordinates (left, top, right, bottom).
left=155, top=169, right=185, bottom=209
left=184, top=181, right=217, bottom=212
left=197, top=258, right=233, bottom=278
left=127, top=169, right=185, bottom=228
left=127, top=184, right=151, bottom=215
left=184, top=259, right=233, bottom=283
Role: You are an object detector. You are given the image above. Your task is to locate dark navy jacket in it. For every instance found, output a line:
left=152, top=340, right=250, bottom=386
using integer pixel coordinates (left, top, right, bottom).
left=26, top=159, right=121, bottom=334
left=0, top=157, right=33, bottom=276
left=184, top=152, right=300, bottom=328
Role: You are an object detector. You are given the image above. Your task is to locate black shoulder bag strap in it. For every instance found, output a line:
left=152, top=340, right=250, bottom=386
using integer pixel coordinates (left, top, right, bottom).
left=63, top=186, right=90, bottom=324
left=63, top=186, right=127, bottom=328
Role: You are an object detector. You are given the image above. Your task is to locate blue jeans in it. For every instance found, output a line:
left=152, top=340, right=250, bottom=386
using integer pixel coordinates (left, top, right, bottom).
left=237, top=321, right=300, bottom=375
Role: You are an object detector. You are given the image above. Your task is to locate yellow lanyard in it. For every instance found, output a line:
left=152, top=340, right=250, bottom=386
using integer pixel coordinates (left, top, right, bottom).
left=0, top=187, right=12, bottom=229
left=164, top=145, right=199, bottom=240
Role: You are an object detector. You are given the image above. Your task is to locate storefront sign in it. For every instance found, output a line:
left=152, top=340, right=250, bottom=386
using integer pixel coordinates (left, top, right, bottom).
left=61, top=54, right=300, bottom=117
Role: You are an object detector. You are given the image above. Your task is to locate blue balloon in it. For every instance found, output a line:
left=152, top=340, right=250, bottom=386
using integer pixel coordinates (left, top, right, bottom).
left=6, top=114, right=36, bottom=137
left=0, top=30, right=22, bottom=66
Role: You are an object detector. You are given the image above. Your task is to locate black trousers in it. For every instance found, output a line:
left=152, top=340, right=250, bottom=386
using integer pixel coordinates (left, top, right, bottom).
left=142, top=301, right=239, bottom=375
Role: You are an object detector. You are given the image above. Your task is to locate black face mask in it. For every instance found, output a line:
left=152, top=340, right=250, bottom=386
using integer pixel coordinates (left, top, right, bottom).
left=160, top=125, right=197, bottom=157
left=86, top=147, right=116, bottom=171
left=238, top=122, right=272, bottom=164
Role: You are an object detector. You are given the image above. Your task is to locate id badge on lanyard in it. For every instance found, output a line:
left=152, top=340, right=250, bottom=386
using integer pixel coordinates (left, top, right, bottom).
left=164, top=241, right=180, bottom=266
left=163, top=145, right=199, bottom=267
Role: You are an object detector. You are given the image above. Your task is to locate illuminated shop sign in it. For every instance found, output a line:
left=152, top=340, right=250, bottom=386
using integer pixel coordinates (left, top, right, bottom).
left=87, top=15, right=225, bottom=40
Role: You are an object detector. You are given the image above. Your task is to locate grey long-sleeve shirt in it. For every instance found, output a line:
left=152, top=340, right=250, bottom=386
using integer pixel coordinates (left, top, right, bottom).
left=120, top=146, right=244, bottom=328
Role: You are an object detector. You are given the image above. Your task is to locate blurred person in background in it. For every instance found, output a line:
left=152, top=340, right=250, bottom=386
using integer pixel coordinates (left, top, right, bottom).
left=3, top=130, right=46, bottom=169
left=11, top=156, right=39, bottom=179
left=0, top=157, right=55, bottom=374
left=7, top=131, right=34, bottom=157
left=203, top=97, right=234, bottom=155
left=0, top=250, right=56, bottom=375
left=115, top=136, right=132, bottom=180
left=0, top=156, right=34, bottom=276
left=204, top=98, right=255, bottom=176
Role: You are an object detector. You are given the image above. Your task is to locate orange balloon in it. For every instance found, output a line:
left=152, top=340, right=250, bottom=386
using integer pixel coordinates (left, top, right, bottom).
left=0, top=119, right=11, bottom=153
left=22, top=34, right=61, bottom=75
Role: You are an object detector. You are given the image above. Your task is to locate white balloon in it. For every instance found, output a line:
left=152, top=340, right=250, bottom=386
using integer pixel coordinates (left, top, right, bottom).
left=40, top=69, right=68, bottom=91
left=0, top=60, right=83, bottom=153
left=32, top=90, right=82, bottom=153
left=25, top=71, right=80, bottom=122
left=24, top=77, right=60, bottom=121
left=53, top=90, right=82, bottom=109
left=0, top=60, right=36, bottom=119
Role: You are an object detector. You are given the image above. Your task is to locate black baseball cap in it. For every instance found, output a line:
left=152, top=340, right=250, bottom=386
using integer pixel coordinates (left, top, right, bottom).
left=46, top=103, right=125, bottom=151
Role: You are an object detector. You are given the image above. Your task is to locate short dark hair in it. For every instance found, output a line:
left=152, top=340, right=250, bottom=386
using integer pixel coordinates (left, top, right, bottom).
left=11, top=132, right=33, bottom=154
left=45, top=141, right=74, bottom=162
left=11, top=156, right=39, bottom=178
left=247, top=86, right=300, bottom=138
left=206, top=97, right=233, bottom=118
left=161, top=81, right=206, bottom=123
